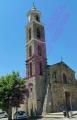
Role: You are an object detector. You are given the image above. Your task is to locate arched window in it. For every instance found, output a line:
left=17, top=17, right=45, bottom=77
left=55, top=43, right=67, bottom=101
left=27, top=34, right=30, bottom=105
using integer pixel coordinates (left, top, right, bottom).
left=38, top=45, right=42, bottom=56
left=37, top=28, right=40, bottom=39
left=30, top=62, right=32, bottom=76
left=29, top=46, right=32, bottom=57
left=39, top=62, right=43, bottom=75
left=29, top=28, right=31, bottom=40
left=36, top=15, right=39, bottom=21
left=52, top=71, right=57, bottom=82
left=63, top=73, right=67, bottom=84
left=52, top=72, right=56, bottom=79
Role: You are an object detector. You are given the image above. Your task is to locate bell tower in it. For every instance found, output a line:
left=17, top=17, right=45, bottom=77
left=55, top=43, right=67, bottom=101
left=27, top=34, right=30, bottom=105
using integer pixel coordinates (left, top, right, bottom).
left=26, top=4, right=47, bottom=115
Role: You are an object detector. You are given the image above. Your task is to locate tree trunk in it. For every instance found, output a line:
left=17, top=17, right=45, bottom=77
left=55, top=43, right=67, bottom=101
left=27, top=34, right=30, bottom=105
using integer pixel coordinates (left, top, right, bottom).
left=7, top=106, right=12, bottom=120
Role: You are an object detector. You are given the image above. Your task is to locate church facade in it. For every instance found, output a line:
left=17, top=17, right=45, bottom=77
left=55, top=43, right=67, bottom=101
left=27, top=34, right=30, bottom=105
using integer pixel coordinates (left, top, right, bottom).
left=24, top=4, right=77, bottom=116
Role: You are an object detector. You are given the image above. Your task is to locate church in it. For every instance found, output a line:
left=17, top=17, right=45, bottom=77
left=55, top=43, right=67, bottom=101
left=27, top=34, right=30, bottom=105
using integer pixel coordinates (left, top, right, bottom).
left=23, top=4, right=77, bottom=116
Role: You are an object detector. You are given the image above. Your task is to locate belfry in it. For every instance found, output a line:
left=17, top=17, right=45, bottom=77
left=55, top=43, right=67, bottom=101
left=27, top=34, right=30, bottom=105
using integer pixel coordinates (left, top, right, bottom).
left=26, top=4, right=47, bottom=115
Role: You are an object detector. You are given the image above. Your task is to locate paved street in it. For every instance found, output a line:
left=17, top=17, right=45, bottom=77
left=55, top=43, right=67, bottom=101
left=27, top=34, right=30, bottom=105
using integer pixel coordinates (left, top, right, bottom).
left=37, top=111, right=77, bottom=120
left=38, top=117, right=77, bottom=120
left=0, top=118, right=8, bottom=120
left=38, top=118, right=77, bottom=120
left=0, top=111, right=77, bottom=120
left=0, top=117, right=77, bottom=120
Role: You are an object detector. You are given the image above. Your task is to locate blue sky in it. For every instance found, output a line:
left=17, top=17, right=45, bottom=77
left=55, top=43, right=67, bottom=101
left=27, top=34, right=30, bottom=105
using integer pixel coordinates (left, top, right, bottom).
left=0, top=0, right=77, bottom=78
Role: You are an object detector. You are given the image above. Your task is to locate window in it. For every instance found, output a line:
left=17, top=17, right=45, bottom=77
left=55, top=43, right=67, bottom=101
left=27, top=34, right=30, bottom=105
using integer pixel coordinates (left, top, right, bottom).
left=30, top=62, right=32, bottom=76
left=29, top=28, right=31, bottom=40
left=39, top=62, right=43, bottom=75
left=38, top=45, right=42, bottom=56
left=36, top=15, right=39, bottom=21
left=63, top=73, right=67, bottom=84
left=52, top=71, right=57, bottom=83
left=29, top=46, right=32, bottom=57
left=37, top=28, right=40, bottom=39
left=52, top=72, right=56, bottom=79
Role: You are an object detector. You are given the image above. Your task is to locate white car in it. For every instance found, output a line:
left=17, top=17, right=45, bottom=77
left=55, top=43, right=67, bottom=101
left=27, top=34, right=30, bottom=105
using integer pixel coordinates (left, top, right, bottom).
left=0, top=111, right=8, bottom=120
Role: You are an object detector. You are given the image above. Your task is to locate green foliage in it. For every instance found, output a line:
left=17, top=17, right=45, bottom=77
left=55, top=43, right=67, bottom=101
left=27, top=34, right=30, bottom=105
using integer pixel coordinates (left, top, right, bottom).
left=0, top=71, right=26, bottom=110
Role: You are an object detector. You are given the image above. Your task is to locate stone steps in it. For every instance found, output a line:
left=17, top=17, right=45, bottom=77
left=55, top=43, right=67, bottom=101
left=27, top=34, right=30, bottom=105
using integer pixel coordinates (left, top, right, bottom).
left=43, top=111, right=77, bottom=118
left=44, top=112, right=64, bottom=118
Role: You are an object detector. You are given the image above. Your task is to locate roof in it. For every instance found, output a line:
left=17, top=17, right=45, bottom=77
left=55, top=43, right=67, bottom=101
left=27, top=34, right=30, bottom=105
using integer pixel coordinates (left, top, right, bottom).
left=27, top=3, right=41, bottom=17
left=48, top=61, right=75, bottom=73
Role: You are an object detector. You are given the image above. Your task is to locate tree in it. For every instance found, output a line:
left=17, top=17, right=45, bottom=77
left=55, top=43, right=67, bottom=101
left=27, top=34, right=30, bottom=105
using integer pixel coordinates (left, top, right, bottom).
left=0, top=71, right=27, bottom=120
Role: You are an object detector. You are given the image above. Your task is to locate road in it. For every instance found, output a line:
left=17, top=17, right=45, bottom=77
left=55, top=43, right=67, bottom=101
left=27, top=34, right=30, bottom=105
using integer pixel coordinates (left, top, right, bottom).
left=38, top=116, right=77, bottom=120
left=0, top=118, right=77, bottom=120
left=0, top=118, right=8, bottom=120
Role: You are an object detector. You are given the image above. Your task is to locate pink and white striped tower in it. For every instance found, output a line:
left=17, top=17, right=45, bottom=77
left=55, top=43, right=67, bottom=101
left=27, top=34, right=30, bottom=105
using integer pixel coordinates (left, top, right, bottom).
left=26, top=4, right=47, bottom=115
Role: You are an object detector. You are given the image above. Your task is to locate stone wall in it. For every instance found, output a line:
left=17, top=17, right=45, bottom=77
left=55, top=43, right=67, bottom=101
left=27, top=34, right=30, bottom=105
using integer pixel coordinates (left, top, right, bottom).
left=45, top=83, right=77, bottom=113
left=48, top=84, right=65, bottom=112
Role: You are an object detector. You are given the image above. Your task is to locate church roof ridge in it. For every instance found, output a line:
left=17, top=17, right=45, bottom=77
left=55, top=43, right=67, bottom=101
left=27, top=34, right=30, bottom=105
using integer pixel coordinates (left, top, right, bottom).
left=48, top=61, right=75, bottom=73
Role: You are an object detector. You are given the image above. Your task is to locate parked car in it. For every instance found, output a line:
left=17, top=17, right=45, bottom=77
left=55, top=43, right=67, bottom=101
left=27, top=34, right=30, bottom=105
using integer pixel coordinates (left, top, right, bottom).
left=13, top=111, right=29, bottom=120
left=0, top=111, right=8, bottom=119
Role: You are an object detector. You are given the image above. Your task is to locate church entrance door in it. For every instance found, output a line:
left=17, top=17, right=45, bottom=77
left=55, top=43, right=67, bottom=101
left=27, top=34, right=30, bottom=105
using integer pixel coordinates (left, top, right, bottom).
left=65, top=92, right=71, bottom=111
